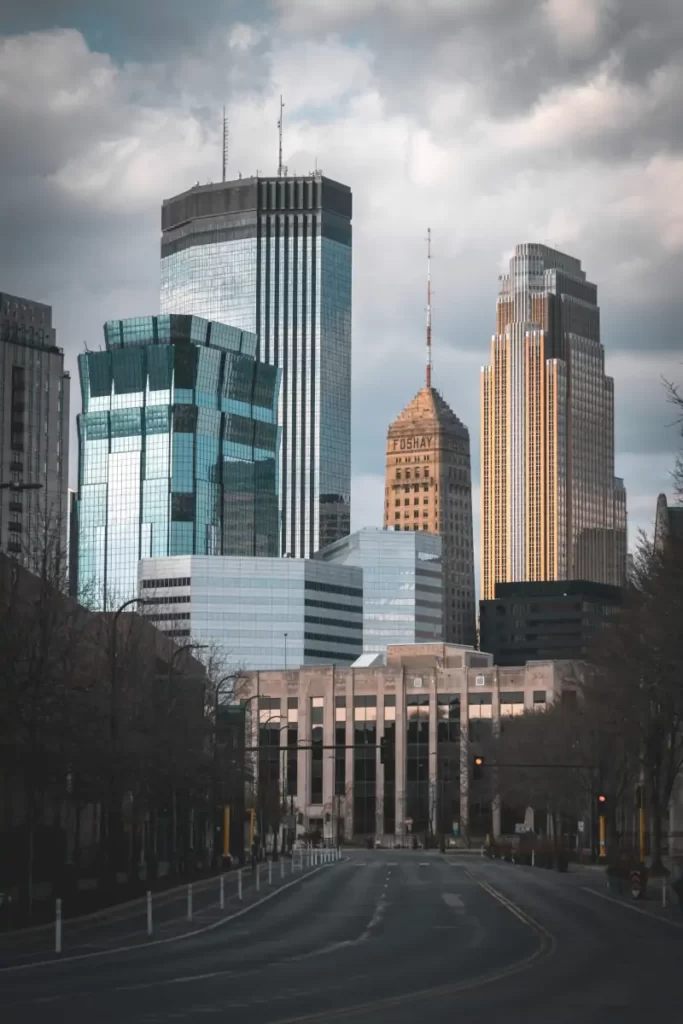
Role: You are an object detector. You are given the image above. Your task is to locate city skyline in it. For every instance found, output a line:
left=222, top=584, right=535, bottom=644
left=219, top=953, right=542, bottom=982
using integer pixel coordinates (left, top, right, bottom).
left=1, top=7, right=681, bottom=599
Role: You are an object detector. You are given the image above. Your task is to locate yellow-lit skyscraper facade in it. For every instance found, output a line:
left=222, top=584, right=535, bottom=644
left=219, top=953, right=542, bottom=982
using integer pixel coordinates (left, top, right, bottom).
left=481, top=244, right=626, bottom=600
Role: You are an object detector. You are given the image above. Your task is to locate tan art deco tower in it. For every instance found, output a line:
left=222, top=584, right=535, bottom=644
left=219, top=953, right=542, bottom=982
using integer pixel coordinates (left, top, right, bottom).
left=481, top=243, right=627, bottom=601
left=383, top=232, right=476, bottom=646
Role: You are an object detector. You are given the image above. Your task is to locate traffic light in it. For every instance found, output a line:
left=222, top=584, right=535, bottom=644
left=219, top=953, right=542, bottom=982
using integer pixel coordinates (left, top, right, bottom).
left=597, top=793, right=607, bottom=810
left=380, top=736, right=386, bottom=764
left=472, top=755, right=484, bottom=781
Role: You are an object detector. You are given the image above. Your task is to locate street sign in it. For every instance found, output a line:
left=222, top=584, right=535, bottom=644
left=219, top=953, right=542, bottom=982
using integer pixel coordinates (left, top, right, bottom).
left=515, top=823, right=531, bottom=834
left=577, top=821, right=585, bottom=833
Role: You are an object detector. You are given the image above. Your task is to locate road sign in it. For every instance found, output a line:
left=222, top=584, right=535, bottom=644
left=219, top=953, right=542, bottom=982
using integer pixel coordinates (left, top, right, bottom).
left=577, top=821, right=585, bottom=833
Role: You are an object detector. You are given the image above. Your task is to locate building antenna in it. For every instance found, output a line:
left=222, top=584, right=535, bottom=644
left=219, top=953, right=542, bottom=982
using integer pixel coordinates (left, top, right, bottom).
left=222, top=106, right=229, bottom=182
left=277, top=95, right=285, bottom=177
left=426, top=227, right=432, bottom=388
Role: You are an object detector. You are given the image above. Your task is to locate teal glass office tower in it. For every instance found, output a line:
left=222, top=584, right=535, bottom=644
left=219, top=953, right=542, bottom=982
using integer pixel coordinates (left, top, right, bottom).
left=160, top=174, right=352, bottom=558
left=76, top=314, right=280, bottom=608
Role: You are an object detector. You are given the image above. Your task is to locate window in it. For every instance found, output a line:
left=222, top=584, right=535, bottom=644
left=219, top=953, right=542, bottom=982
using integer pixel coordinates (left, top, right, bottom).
left=310, top=697, right=324, bottom=804
left=353, top=696, right=377, bottom=834
left=500, top=692, right=525, bottom=716
left=335, top=696, right=346, bottom=799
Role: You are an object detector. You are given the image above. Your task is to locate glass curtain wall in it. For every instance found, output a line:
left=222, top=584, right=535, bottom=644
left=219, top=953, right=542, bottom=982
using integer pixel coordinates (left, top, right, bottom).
left=406, top=694, right=430, bottom=837
left=437, top=695, right=461, bottom=840
left=310, top=697, right=324, bottom=804
left=353, top=696, right=377, bottom=836
left=77, top=314, right=280, bottom=608
left=383, top=695, right=396, bottom=836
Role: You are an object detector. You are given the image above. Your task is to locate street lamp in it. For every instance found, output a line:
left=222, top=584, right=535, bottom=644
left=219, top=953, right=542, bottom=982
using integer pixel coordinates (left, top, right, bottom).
left=107, top=596, right=151, bottom=885
left=284, top=632, right=288, bottom=671
left=166, top=642, right=207, bottom=871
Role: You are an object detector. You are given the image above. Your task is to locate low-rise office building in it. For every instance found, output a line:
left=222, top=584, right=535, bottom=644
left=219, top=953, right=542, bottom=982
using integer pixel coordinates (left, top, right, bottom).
left=315, top=528, right=443, bottom=653
left=479, top=580, right=623, bottom=666
left=139, top=555, right=363, bottom=670
left=241, top=644, right=580, bottom=845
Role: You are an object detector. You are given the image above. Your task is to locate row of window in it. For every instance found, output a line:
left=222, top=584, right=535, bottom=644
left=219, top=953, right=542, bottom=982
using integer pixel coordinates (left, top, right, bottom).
left=142, top=576, right=191, bottom=588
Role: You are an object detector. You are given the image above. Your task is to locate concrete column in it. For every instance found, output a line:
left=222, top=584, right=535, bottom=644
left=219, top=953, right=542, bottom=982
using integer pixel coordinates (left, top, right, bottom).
left=460, top=674, right=469, bottom=838
left=322, top=671, right=335, bottom=820
left=375, top=689, right=385, bottom=840
left=492, top=668, right=501, bottom=839
left=298, top=686, right=310, bottom=826
left=395, top=669, right=407, bottom=841
left=428, top=678, right=438, bottom=836
left=345, top=675, right=354, bottom=840
left=280, top=697, right=289, bottom=841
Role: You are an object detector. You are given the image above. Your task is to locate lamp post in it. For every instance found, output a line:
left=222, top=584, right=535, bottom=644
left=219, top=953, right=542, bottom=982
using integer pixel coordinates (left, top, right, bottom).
left=166, top=642, right=207, bottom=874
left=284, top=632, right=288, bottom=671
left=107, top=597, right=151, bottom=887
left=213, top=674, right=237, bottom=864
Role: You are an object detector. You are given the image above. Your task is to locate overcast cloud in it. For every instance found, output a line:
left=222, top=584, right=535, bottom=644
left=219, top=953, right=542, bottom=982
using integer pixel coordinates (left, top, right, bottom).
left=1, top=0, right=682, bottom=592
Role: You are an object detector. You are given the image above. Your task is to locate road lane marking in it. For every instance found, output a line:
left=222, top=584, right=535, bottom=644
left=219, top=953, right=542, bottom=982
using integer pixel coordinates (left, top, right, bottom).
left=441, top=892, right=465, bottom=913
left=269, top=896, right=556, bottom=1023
left=582, top=886, right=683, bottom=928
left=0, top=861, right=344, bottom=974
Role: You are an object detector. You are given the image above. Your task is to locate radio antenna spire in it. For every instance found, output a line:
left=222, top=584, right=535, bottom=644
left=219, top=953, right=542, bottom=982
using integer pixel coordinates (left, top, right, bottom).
left=277, top=95, right=285, bottom=177
left=426, top=227, right=432, bottom=388
left=222, top=106, right=229, bottom=182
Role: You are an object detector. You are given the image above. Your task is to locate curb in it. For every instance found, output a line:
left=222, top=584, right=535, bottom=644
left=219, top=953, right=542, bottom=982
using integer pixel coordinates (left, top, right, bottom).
left=0, top=856, right=343, bottom=973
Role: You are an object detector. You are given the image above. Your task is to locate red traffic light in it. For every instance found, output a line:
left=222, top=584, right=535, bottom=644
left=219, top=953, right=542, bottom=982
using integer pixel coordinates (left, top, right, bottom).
left=474, top=756, right=484, bottom=767
left=598, top=794, right=607, bottom=804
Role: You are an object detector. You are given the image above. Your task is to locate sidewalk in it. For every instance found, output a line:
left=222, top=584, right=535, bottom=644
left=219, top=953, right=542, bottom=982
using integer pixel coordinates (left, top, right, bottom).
left=0, top=852, right=340, bottom=969
left=575, top=862, right=683, bottom=925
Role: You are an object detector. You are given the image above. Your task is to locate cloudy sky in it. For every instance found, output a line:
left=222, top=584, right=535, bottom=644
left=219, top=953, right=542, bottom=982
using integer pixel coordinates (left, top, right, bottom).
left=2, top=0, right=682, bottom=588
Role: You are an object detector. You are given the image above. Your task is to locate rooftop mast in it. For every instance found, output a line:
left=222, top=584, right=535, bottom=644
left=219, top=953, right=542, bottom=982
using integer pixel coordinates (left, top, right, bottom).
left=222, top=106, right=229, bottom=182
left=277, top=95, right=285, bottom=177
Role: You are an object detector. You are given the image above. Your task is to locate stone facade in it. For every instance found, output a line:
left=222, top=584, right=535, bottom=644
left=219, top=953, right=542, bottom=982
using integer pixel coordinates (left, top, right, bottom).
left=242, top=645, right=581, bottom=844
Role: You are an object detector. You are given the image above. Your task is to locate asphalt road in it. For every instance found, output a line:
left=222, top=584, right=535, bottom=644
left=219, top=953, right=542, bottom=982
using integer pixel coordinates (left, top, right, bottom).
left=1, top=850, right=681, bottom=1023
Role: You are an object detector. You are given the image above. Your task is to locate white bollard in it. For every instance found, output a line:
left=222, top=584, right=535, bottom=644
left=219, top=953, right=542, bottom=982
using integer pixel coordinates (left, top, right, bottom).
left=268, top=858, right=273, bottom=885
left=146, top=890, right=153, bottom=936
left=238, top=868, right=243, bottom=901
left=187, top=883, right=193, bottom=922
left=55, top=898, right=62, bottom=954
left=256, top=862, right=260, bottom=892
left=219, top=874, right=225, bottom=911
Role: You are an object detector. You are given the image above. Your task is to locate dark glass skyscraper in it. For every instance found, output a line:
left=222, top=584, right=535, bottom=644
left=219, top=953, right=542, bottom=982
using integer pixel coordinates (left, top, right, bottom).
left=76, top=314, right=280, bottom=608
left=159, top=173, right=352, bottom=558
left=0, top=292, right=70, bottom=574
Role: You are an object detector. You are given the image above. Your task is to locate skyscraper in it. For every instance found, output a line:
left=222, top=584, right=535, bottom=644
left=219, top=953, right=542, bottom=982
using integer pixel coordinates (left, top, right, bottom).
left=159, top=173, right=352, bottom=558
left=481, top=243, right=627, bottom=600
left=0, top=292, right=70, bottom=573
left=76, top=314, right=279, bottom=608
left=382, top=233, right=476, bottom=646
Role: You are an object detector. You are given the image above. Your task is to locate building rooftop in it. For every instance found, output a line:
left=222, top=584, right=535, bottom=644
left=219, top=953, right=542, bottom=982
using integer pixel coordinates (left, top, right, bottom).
left=388, top=386, right=469, bottom=440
